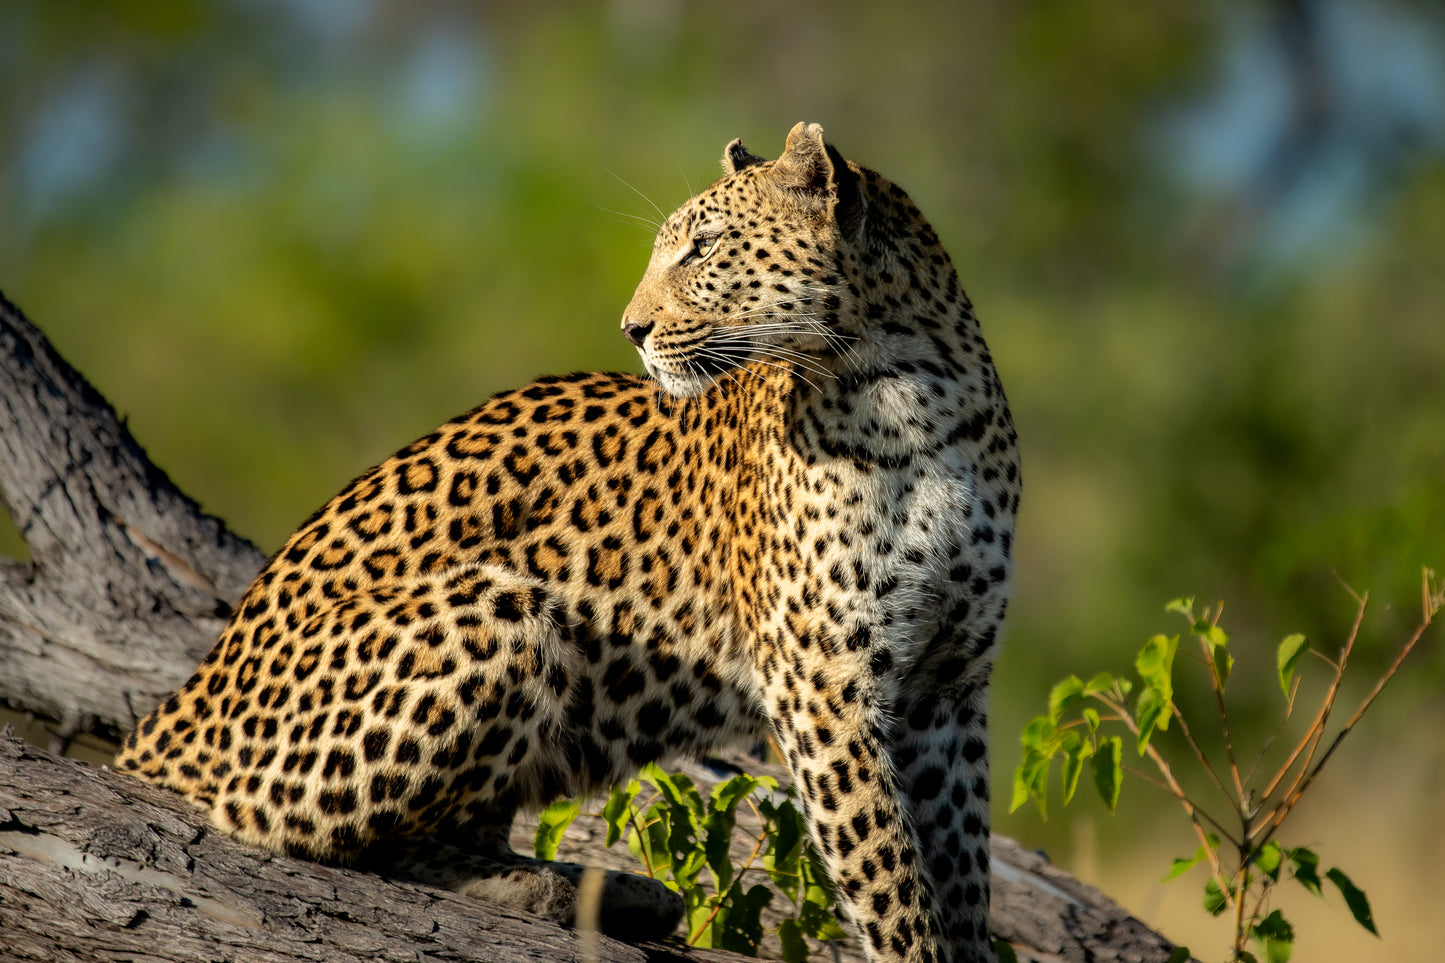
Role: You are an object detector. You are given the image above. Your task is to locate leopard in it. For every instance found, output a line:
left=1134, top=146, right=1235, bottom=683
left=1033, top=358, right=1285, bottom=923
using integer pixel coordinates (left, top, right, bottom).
left=116, top=122, right=1019, bottom=963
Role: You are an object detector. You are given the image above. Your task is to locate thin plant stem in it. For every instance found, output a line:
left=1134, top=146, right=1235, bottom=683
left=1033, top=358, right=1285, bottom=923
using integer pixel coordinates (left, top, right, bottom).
left=689, top=831, right=768, bottom=945
left=1236, top=863, right=1278, bottom=961
left=1256, top=591, right=1368, bottom=808
left=1197, top=605, right=1248, bottom=805
left=1094, top=693, right=1235, bottom=907
left=626, top=794, right=662, bottom=878
left=1122, top=764, right=1241, bottom=847
left=1257, top=581, right=1438, bottom=848
left=1240, top=695, right=1300, bottom=789
left=1272, top=591, right=1366, bottom=812
left=745, top=795, right=766, bottom=829
left=1169, top=700, right=1234, bottom=814
left=1232, top=862, right=1251, bottom=960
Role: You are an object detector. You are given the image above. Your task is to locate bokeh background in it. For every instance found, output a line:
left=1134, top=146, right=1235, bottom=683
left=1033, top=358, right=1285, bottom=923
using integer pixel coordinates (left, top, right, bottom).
left=2, top=2, right=1442, bottom=959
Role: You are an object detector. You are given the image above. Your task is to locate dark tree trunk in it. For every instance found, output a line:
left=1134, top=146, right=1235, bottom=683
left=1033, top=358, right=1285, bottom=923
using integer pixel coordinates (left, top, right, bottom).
left=0, top=289, right=1190, bottom=963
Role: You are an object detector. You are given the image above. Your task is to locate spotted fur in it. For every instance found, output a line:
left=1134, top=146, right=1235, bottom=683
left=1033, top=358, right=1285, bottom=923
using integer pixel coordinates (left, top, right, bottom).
left=117, top=123, right=1019, bottom=963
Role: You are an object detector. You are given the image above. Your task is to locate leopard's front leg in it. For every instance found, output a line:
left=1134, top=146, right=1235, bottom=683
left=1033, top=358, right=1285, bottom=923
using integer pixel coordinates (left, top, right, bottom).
left=888, top=579, right=1009, bottom=962
left=893, top=675, right=995, bottom=963
left=760, top=636, right=952, bottom=963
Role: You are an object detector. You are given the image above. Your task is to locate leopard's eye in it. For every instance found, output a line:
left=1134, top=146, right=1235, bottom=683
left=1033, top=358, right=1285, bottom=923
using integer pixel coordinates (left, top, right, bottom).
left=682, top=234, right=720, bottom=265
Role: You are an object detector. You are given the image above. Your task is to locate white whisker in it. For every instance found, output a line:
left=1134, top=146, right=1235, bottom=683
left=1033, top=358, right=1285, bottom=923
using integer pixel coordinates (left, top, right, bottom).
left=696, top=340, right=835, bottom=388
left=721, top=306, right=810, bottom=325
left=739, top=356, right=826, bottom=393
left=706, top=317, right=861, bottom=377
left=597, top=158, right=670, bottom=229
left=661, top=137, right=695, bottom=199
left=720, top=311, right=858, bottom=348
left=709, top=329, right=837, bottom=358
left=707, top=337, right=835, bottom=370
left=596, top=205, right=662, bottom=233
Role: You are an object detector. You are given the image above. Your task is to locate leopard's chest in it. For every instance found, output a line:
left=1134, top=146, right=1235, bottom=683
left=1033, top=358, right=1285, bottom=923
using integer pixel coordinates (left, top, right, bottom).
left=815, top=376, right=975, bottom=566
left=746, top=369, right=995, bottom=658
left=767, top=444, right=975, bottom=657
left=835, top=459, right=971, bottom=613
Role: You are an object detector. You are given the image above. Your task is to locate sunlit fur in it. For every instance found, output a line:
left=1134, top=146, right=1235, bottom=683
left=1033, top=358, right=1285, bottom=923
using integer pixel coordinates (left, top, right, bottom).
left=117, top=124, right=1019, bottom=963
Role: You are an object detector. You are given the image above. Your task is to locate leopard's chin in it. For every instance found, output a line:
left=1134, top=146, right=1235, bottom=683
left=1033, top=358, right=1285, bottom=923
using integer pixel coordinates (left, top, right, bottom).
left=653, top=371, right=712, bottom=399
left=642, top=358, right=713, bottom=399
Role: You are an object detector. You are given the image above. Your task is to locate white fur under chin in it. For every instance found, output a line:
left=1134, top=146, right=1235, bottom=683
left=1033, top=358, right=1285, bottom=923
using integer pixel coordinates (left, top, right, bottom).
left=643, top=359, right=712, bottom=399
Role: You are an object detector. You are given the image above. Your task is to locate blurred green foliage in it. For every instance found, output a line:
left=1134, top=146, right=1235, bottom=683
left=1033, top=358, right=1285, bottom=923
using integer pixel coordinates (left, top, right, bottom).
left=1, top=1, right=1441, bottom=845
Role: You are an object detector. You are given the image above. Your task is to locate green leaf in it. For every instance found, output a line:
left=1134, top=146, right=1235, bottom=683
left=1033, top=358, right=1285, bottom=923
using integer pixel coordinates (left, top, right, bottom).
left=1136, top=634, right=1179, bottom=690
left=713, top=773, right=769, bottom=811
left=1192, top=619, right=1226, bottom=645
left=1082, top=707, right=1101, bottom=736
left=1165, top=597, right=1195, bottom=618
left=1164, top=948, right=1193, bottom=963
left=1211, top=644, right=1235, bottom=689
left=532, top=798, right=580, bottom=861
left=1276, top=633, right=1308, bottom=698
left=602, top=781, right=640, bottom=848
left=703, top=774, right=758, bottom=893
left=1203, top=878, right=1229, bottom=917
left=1285, top=846, right=1323, bottom=896
left=686, top=892, right=719, bottom=948
left=1019, top=714, right=1058, bottom=754
left=1162, top=834, right=1219, bottom=882
left=641, top=768, right=708, bottom=888
left=641, top=813, right=670, bottom=875
left=761, top=798, right=807, bottom=901
left=1250, top=909, right=1295, bottom=963
left=716, top=882, right=772, bottom=954
left=777, top=917, right=809, bottom=963
left=797, top=898, right=847, bottom=940
left=993, top=940, right=1020, bottom=963
left=1134, top=686, right=1169, bottom=755
left=1011, top=749, right=1051, bottom=818
left=627, top=806, right=672, bottom=877
left=1254, top=840, right=1283, bottom=881
left=672, top=838, right=708, bottom=890
left=1193, top=621, right=1232, bottom=687
left=1162, top=855, right=1197, bottom=883
left=768, top=798, right=804, bottom=868
left=1091, top=735, right=1122, bottom=812
left=1060, top=731, right=1091, bottom=804
left=1048, top=675, right=1086, bottom=724
left=646, top=766, right=705, bottom=829
left=798, top=843, right=838, bottom=919
left=625, top=809, right=650, bottom=869
left=1326, top=867, right=1379, bottom=936
left=1134, top=634, right=1177, bottom=753
left=1083, top=672, right=1115, bottom=695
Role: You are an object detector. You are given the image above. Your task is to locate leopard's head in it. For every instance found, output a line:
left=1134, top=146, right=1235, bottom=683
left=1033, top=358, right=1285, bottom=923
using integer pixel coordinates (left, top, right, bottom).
left=622, top=122, right=867, bottom=398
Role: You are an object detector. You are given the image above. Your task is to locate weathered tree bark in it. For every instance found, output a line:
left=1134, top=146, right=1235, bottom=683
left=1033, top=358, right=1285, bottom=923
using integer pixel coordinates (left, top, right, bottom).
left=0, top=288, right=1190, bottom=963
left=0, top=290, right=266, bottom=750
left=0, top=732, right=737, bottom=963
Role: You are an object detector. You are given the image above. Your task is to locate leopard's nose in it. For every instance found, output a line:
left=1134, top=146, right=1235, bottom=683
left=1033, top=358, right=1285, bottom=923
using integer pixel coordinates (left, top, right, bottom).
left=622, top=321, right=654, bottom=347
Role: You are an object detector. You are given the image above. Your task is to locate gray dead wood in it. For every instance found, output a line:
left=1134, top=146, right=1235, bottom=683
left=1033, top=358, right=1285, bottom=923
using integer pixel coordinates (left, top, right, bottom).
left=0, top=731, right=731, bottom=963
left=0, top=289, right=266, bottom=750
left=0, top=288, right=1191, bottom=962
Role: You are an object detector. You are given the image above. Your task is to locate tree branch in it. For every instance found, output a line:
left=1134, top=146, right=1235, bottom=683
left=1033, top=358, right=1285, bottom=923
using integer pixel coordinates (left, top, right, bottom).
left=0, top=289, right=265, bottom=748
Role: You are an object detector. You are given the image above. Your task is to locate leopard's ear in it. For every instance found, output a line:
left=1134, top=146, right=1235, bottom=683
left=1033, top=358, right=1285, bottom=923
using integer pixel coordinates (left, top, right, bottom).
left=773, top=122, right=865, bottom=239
left=773, top=122, right=830, bottom=193
left=722, top=138, right=766, bottom=174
